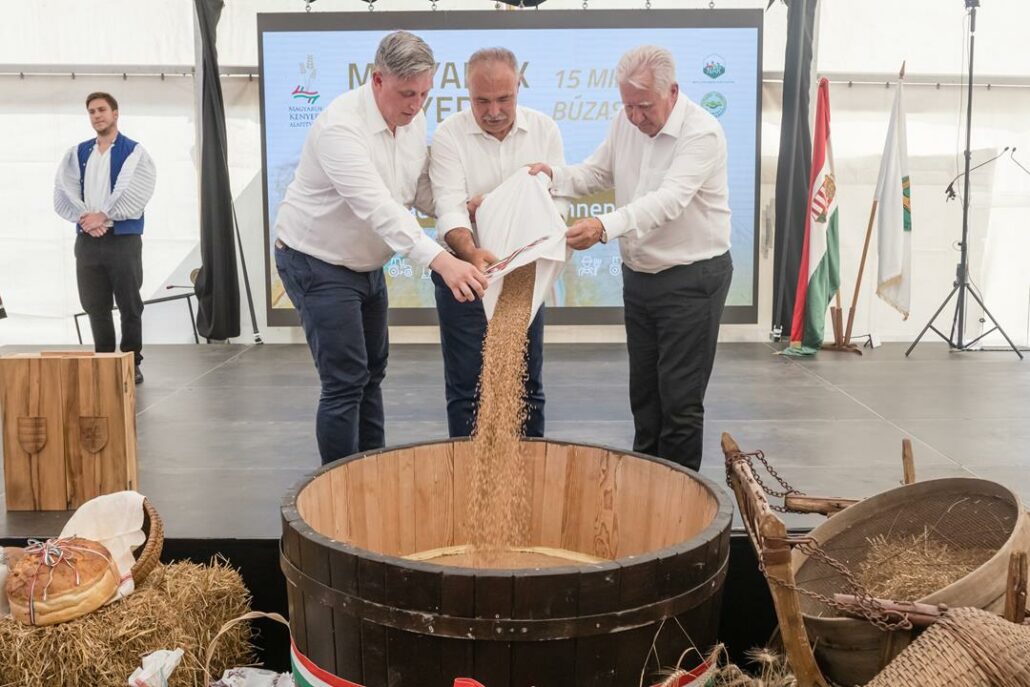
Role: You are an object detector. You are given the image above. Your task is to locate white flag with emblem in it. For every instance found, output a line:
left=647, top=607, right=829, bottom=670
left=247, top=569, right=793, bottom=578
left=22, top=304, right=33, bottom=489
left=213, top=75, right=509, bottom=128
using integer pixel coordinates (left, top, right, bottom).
left=875, top=79, right=912, bottom=319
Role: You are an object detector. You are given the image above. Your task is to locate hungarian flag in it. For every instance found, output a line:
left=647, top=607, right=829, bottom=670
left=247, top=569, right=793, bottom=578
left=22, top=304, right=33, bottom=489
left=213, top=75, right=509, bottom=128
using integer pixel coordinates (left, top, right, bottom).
left=875, top=78, right=912, bottom=319
left=784, top=78, right=840, bottom=356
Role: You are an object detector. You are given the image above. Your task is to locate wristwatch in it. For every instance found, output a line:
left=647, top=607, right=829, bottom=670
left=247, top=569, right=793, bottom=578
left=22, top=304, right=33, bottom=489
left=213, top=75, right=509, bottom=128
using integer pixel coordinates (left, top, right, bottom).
left=599, top=225, right=608, bottom=245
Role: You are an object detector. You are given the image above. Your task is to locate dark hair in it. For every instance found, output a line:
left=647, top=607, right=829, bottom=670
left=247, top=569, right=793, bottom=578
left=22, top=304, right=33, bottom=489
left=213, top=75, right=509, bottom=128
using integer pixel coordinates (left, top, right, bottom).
left=85, top=92, right=118, bottom=111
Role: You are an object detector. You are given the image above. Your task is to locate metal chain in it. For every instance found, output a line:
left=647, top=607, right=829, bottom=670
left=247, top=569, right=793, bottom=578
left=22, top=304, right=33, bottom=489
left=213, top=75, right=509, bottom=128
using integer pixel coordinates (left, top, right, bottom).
left=368, top=0, right=374, bottom=11
left=760, top=536, right=915, bottom=633
left=582, top=0, right=588, bottom=9
left=431, top=0, right=437, bottom=10
left=304, top=0, right=313, bottom=12
left=725, top=450, right=804, bottom=513
left=727, top=449, right=914, bottom=633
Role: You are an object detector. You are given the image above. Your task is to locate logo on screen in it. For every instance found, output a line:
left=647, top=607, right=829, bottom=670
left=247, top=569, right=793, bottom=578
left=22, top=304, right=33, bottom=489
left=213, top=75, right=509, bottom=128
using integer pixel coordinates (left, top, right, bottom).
left=292, top=55, right=320, bottom=104
left=700, top=92, right=727, bottom=118
left=702, top=55, right=726, bottom=80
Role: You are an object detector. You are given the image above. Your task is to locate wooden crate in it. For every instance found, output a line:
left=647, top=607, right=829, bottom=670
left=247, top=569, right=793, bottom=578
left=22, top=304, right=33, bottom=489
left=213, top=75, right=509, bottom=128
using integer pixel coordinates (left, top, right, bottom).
left=0, top=351, right=137, bottom=511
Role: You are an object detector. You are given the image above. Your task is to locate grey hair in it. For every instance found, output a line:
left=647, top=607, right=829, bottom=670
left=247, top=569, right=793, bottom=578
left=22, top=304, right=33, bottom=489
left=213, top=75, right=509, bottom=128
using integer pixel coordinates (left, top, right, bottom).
left=616, top=45, right=677, bottom=93
left=374, top=31, right=435, bottom=79
left=468, top=47, right=518, bottom=74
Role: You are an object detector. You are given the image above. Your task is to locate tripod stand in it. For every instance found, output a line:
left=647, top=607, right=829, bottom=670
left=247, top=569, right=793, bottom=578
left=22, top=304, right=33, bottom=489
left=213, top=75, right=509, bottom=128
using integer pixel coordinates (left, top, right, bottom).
left=906, top=0, right=1023, bottom=359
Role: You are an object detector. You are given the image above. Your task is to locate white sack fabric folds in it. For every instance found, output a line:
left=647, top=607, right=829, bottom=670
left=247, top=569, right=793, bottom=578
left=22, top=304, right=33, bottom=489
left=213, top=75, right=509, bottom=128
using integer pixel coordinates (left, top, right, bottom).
left=60, top=490, right=147, bottom=600
left=475, top=168, right=568, bottom=321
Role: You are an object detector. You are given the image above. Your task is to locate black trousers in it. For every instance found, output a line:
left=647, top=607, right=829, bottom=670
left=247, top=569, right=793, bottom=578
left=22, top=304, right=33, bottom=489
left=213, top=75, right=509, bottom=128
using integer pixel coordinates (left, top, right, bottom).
left=75, top=233, right=144, bottom=367
left=622, top=251, right=733, bottom=471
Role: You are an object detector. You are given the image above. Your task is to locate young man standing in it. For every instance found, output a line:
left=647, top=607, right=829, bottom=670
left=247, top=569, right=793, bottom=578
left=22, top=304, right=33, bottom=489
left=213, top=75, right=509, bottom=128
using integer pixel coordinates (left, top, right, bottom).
left=54, top=92, right=157, bottom=385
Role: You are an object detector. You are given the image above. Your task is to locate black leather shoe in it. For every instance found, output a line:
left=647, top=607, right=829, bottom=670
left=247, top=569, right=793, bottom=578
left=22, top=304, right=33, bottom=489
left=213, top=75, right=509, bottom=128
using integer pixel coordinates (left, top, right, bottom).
left=134, top=367, right=144, bottom=385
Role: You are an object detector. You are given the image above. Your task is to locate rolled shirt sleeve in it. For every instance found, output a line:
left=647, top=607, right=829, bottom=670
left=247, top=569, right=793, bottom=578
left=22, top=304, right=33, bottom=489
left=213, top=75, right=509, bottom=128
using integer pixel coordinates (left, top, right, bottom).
left=550, top=132, right=615, bottom=205
left=544, top=119, right=572, bottom=219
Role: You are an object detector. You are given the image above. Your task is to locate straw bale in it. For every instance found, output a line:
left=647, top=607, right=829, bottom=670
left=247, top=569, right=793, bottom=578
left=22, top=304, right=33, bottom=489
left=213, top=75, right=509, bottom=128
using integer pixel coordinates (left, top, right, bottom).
left=0, top=558, right=254, bottom=687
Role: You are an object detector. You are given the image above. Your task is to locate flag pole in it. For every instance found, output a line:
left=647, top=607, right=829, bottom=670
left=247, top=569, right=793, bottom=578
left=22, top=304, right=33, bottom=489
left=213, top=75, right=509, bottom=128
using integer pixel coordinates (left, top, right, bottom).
left=844, top=199, right=879, bottom=346
left=830, top=290, right=844, bottom=346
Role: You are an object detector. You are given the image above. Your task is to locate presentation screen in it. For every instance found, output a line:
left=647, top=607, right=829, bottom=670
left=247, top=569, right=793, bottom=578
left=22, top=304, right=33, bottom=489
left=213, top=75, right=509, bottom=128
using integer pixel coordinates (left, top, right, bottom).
left=259, top=9, right=761, bottom=326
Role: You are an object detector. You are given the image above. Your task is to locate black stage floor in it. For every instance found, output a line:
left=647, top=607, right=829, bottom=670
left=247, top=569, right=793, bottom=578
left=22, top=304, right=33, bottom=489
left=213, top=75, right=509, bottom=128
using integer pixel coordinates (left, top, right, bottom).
left=5, top=341, right=1026, bottom=538
left=2, top=341, right=1027, bottom=670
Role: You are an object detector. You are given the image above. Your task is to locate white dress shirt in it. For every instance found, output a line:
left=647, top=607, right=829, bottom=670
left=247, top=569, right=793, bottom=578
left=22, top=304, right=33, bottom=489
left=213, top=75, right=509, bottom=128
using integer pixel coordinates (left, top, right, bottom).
left=430, top=105, right=567, bottom=245
left=551, top=93, right=732, bottom=274
left=275, top=82, right=442, bottom=272
left=53, top=136, right=156, bottom=226
left=84, top=145, right=113, bottom=214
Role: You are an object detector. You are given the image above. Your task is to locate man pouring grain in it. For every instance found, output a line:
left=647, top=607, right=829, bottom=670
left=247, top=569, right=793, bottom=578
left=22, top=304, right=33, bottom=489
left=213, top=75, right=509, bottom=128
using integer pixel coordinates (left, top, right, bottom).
left=530, top=46, right=732, bottom=470
left=274, top=31, right=488, bottom=465
left=430, top=47, right=567, bottom=438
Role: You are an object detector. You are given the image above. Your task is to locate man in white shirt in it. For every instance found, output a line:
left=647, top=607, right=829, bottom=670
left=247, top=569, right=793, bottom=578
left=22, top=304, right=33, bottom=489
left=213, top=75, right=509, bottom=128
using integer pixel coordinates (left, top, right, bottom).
left=54, top=92, right=157, bottom=385
left=274, top=32, right=487, bottom=464
left=531, top=46, right=733, bottom=470
left=430, top=47, right=566, bottom=438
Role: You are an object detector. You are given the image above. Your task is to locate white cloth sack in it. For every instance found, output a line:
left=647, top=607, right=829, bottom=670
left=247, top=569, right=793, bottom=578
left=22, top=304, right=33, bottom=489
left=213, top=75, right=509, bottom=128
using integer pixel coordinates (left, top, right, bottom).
left=60, top=490, right=147, bottom=600
left=127, top=648, right=184, bottom=687
left=476, top=168, right=568, bottom=321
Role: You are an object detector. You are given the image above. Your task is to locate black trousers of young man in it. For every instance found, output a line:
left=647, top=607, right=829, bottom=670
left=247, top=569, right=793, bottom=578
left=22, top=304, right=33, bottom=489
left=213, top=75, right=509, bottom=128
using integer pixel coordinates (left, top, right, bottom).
left=622, top=251, right=733, bottom=471
left=75, top=232, right=144, bottom=367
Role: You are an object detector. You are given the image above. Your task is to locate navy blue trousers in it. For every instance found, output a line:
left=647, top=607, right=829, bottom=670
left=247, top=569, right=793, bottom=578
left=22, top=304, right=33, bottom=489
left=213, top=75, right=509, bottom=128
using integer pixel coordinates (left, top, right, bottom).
left=276, top=242, right=387, bottom=464
left=432, top=270, right=545, bottom=438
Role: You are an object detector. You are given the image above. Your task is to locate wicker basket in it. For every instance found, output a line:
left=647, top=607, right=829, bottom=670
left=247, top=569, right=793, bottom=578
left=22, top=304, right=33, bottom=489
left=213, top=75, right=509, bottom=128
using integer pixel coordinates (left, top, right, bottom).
left=129, top=497, right=164, bottom=585
left=795, top=478, right=1030, bottom=685
left=866, top=607, right=1030, bottom=687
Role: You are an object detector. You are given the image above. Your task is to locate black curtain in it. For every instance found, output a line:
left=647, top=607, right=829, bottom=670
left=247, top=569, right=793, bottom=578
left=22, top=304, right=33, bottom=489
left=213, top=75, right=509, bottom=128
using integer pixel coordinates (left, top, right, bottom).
left=193, top=0, right=240, bottom=340
left=772, top=0, right=818, bottom=336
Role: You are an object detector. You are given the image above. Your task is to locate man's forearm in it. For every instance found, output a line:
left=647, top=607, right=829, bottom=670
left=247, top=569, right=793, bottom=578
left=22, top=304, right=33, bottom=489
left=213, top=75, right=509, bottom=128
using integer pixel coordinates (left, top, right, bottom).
left=444, top=227, right=477, bottom=261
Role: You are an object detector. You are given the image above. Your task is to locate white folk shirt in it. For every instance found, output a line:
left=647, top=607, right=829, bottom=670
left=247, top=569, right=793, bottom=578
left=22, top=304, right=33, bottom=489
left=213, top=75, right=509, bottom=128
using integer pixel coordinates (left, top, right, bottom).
left=430, top=105, right=567, bottom=245
left=275, top=82, right=441, bottom=272
left=84, top=145, right=114, bottom=218
left=551, top=93, right=732, bottom=274
left=53, top=137, right=156, bottom=227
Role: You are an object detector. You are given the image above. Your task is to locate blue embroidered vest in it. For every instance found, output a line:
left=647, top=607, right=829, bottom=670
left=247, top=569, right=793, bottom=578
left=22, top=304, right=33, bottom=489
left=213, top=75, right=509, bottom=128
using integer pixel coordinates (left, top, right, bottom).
left=76, top=134, right=144, bottom=235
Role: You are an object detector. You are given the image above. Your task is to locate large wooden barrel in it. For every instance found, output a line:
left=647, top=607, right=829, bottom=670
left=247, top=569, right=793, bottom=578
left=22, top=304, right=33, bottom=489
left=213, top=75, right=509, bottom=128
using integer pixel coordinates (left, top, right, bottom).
left=795, top=477, right=1030, bottom=686
left=281, top=438, right=732, bottom=687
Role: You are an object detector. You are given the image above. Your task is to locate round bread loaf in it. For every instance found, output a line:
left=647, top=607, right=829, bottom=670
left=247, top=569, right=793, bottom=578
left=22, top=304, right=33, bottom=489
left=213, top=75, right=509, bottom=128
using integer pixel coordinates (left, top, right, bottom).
left=5, top=537, right=118, bottom=625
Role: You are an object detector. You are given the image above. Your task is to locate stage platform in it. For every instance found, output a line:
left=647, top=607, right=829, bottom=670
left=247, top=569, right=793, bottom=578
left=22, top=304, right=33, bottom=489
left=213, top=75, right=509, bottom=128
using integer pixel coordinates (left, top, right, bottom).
left=1, top=340, right=1027, bottom=671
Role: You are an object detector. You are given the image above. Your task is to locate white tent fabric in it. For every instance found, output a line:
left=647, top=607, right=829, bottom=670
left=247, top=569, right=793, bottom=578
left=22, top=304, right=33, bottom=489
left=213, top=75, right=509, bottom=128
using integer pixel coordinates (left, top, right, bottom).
left=1, top=0, right=1029, bottom=345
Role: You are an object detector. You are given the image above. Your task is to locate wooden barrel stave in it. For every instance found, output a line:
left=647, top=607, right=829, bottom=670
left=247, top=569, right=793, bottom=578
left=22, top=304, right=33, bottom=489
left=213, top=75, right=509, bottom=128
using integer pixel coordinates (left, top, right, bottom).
left=329, top=546, right=363, bottom=681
